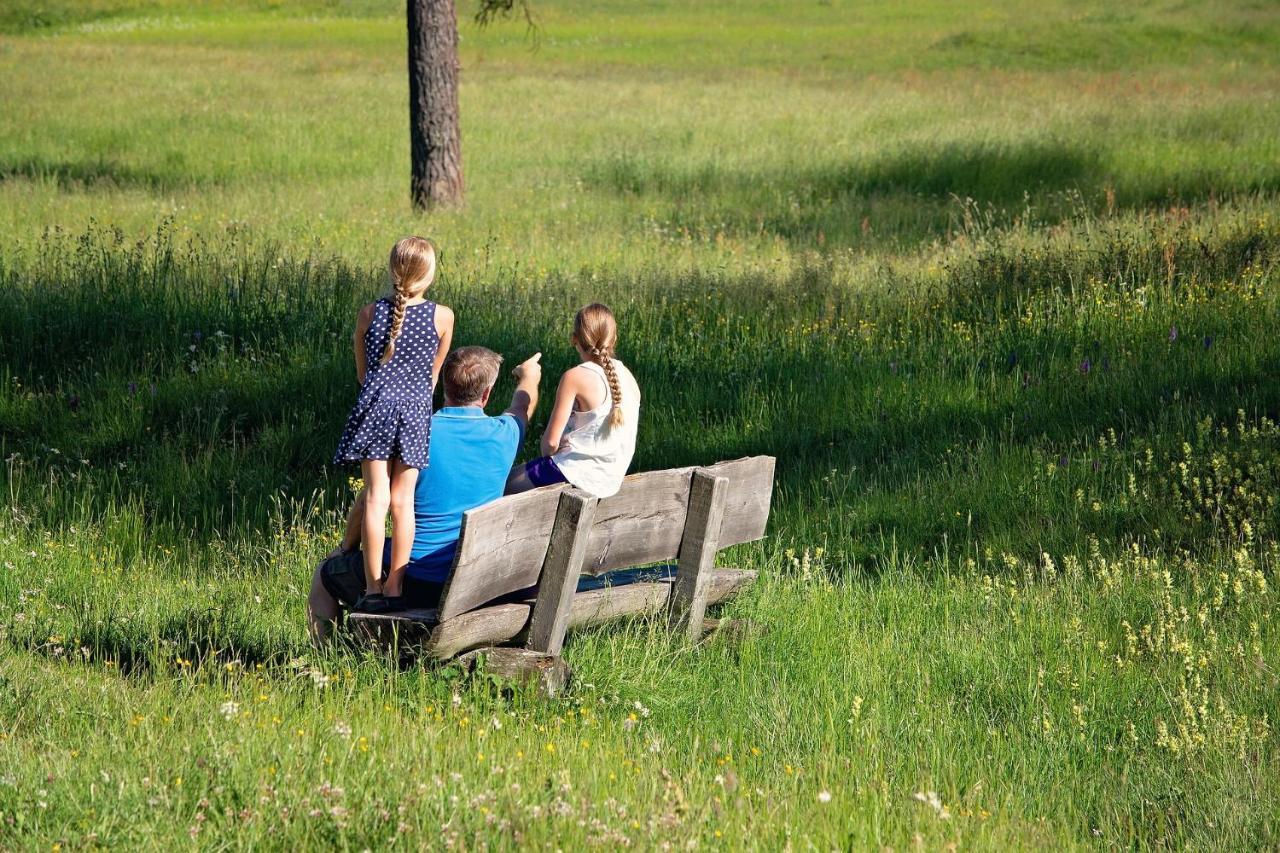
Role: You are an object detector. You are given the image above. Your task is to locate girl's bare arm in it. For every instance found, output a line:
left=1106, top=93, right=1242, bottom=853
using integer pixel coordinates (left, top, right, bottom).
left=431, top=304, right=455, bottom=389
left=353, top=303, right=375, bottom=386
left=540, top=370, right=580, bottom=457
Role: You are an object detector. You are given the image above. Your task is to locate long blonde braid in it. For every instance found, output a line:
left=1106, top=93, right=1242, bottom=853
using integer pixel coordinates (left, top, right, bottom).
left=574, top=303, right=624, bottom=429
left=380, top=236, right=436, bottom=365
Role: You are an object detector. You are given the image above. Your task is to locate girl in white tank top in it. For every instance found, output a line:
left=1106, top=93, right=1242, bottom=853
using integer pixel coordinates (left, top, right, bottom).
left=506, top=303, right=641, bottom=498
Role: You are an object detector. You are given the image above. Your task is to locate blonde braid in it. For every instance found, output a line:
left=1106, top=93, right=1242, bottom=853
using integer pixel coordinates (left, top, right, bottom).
left=380, top=283, right=408, bottom=365
left=594, top=347, right=625, bottom=429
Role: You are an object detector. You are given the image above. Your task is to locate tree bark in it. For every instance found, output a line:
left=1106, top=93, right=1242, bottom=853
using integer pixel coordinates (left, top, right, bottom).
left=407, top=0, right=464, bottom=209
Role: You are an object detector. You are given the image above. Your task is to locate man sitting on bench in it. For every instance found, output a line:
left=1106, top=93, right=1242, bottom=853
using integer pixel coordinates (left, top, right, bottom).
left=308, top=346, right=543, bottom=643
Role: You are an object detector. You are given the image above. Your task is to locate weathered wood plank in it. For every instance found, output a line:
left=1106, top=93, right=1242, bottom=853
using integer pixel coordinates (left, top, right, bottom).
left=436, top=457, right=775, bottom=619
left=579, top=469, right=693, bottom=575
left=426, top=603, right=533, bottom=659
left=581, top=457, right=776, bottom=575
left=436, top=487, right=562, bottom=620
left=567, top=568, right=757, bottom=631
left=525, top=490, right=599, bottom=655
left=704, top=456, right=775, bottom=550
left=351, top=569, right=758, bottom=660
left=668, top=471, right=729, bottom=642
left=455, top=647, right=573, bottom=698
left=347, top=608, right=438, bottom=652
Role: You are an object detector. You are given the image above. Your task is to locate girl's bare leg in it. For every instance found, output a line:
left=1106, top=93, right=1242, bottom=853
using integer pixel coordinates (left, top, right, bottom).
left=360, top=460, right=391, bottom=595
left=384, top=460, right=419, bottom=598
left=504, top=462, right=535, bottom=495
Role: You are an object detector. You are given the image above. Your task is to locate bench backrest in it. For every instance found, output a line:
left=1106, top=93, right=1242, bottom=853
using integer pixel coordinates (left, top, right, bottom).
left=437, top=456, right=775, bottom=620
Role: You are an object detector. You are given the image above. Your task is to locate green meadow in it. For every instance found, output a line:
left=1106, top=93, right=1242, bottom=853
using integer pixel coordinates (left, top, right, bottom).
left=2, top=0, right=1279, bottom=848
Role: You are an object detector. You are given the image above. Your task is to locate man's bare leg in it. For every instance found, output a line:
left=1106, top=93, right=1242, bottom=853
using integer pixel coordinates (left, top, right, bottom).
left=306, top=562, right=340, bottom=645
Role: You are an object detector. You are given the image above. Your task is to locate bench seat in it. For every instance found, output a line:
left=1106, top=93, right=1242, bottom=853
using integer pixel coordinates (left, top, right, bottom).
left=346, top=456, right=775, bottom=664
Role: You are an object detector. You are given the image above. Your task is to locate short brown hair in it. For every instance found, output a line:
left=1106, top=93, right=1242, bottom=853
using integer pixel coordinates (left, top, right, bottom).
left=441, top=346, right=503, bottom=404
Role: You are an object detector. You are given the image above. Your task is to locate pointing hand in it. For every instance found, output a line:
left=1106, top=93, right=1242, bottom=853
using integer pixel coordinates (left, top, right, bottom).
left=513, top=352, right=542, bottom=384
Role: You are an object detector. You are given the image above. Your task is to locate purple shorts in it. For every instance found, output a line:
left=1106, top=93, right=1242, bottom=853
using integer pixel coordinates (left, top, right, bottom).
left=525, top=455, right=569, bottom=488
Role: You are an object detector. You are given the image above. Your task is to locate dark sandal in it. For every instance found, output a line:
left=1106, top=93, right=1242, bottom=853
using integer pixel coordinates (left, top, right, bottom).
left=353, top=593, right=393, bottom=615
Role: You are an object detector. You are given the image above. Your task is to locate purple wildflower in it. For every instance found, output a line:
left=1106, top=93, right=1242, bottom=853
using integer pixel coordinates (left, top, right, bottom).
left=1080, top=358, right=1091, bottom=375
left=1168, top=325, right=1178, bottom=343
left=1202, top=335, right=1213, bottom=350
left=128, top=381, right=138, bottom=396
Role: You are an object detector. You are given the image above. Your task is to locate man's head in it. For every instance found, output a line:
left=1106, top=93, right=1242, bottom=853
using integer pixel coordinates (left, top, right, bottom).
left=441, top=346, right=503, bottom=407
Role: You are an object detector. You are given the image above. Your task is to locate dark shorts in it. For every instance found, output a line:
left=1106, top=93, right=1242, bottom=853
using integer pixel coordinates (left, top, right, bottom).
left=319, top=549, right=444, bottom=610
left=524, top=455, right=569, bottom=488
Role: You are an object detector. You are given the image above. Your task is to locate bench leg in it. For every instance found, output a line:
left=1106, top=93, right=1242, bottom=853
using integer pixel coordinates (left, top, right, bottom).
left=456, top=647, right=573, bottom=698
left=525, top=490, right=598, bottom=656
left=668, top=470, right=729, bottom=643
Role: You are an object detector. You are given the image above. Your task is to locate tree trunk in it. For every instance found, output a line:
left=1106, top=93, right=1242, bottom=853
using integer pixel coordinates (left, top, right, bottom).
left=407, top=0, right=464, bottom=209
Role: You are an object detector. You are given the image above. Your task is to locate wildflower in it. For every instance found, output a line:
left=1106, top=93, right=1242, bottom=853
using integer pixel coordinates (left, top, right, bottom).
left=817, top=790, right=832, bottom=803
left=1168, top=325, right=1178, bottom=342
left=1079, top=358, right=1091, bottom=375
left=219, top=701, right=240, bottom=720
left=911, top=790, right=950, bottom=819
left=333, top=721, right=352, bottom=737
left=127, top=381, right=138, bottom=396
left=1203, top=335, right=1214, bottom=349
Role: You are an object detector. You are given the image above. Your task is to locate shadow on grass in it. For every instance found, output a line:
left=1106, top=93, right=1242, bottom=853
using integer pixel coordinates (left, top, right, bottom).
left=10, top=601, right=303, bottom=677
left=585, top=138, right=1280, bottom=248
left=1, top=219, right=1278, bottom=561
left=589, top=138, right=1101, bottom=205
left=0, top=155, right=210, bottom=193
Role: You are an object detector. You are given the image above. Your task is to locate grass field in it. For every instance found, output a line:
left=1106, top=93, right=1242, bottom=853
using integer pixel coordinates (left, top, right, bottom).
left=2, top=0, right=1280, bottom=848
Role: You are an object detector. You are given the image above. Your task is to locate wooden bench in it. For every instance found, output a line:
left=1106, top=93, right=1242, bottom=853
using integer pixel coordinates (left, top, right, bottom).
left=348, top=456, right=775, bottom=686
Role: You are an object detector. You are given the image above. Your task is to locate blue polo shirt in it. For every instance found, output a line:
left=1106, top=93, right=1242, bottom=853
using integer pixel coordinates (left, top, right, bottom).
left=401, top=406, right=525, bottom=583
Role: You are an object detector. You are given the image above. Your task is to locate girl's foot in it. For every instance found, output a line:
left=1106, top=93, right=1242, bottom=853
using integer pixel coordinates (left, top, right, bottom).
left=353, top=593, right=405, bottom=615
left=353, top=592, right=391, bottom=614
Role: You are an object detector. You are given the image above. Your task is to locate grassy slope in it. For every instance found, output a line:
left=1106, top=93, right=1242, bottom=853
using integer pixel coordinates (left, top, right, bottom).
left=1, top=0, right=1279, bottom=848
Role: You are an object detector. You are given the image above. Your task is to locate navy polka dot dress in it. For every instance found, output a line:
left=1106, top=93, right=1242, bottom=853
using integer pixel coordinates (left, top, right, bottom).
left=333, top=298, right=439, bottom=469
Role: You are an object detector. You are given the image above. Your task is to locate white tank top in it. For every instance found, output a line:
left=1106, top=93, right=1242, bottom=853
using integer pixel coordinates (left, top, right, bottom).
left=551, top=360, right=641, bottom=498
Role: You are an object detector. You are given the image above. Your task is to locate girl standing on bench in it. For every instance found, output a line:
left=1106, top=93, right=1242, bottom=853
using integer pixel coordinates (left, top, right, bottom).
left=507, top=302, right=641, bottom=498
left=333, top=236, right=454, bottom=612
